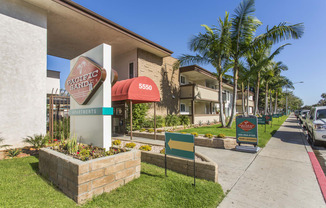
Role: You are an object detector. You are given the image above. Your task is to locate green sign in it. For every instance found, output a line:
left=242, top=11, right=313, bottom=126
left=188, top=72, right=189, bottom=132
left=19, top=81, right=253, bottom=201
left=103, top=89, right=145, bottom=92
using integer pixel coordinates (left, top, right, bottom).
left=264, top=115, right=272, bottom=122
left=165, top=132, right=194, bottom=160
left=236, top=116, right=258, bottom=145
left=258, top=117, right=266, bottom=124
left=69, top=107, right=113, bottom=116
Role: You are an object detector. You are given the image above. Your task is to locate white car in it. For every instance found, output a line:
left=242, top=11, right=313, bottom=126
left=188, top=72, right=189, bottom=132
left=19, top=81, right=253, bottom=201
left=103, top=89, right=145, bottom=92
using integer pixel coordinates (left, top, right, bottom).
left=306, top=106, right=326, bottom=146
left=299, top=110, right=310, bottom=128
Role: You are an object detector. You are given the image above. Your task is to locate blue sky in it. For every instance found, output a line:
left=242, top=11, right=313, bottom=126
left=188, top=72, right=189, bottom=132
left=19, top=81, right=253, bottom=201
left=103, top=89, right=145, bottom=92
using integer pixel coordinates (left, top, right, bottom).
left=47, top=0, right=326, bottom=106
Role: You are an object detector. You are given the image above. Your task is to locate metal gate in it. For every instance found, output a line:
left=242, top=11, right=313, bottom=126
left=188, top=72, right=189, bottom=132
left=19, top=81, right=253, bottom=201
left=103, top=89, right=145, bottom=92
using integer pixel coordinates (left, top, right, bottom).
left=48, top=93, right=70, bottom=140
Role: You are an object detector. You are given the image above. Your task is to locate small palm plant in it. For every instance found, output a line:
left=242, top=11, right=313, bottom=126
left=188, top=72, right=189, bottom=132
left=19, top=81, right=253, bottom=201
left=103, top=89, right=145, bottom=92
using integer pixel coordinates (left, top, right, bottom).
left=23, top=134, right=49, bottom=149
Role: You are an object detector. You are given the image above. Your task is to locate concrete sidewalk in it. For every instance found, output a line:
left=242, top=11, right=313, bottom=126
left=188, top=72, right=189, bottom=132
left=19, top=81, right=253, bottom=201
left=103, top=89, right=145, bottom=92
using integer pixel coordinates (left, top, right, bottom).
left=114, top=135, right=258, bottom=193
left=219, top=115, right=325, bottom=208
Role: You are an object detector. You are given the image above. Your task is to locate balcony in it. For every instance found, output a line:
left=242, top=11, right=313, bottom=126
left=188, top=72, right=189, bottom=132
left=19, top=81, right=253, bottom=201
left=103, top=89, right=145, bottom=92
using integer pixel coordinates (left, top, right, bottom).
left=236, top=99, right=254, bottom=107
left=180, top=84, right=219, bottom=102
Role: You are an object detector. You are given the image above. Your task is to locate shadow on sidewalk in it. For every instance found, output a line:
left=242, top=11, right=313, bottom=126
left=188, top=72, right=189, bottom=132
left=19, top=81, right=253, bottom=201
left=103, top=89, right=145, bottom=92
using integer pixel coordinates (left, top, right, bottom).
left=270, top=130, right=306, bottom=146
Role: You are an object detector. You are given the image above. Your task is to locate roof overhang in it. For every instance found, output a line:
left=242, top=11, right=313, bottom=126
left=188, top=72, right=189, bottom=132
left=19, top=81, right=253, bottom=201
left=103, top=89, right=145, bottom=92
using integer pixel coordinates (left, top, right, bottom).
left=24, top=0, right=173, bottom=59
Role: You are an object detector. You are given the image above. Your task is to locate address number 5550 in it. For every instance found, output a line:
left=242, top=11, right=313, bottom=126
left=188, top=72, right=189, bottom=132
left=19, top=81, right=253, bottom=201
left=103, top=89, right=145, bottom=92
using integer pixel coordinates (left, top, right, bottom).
left=139, top=83, right=152, bottom=90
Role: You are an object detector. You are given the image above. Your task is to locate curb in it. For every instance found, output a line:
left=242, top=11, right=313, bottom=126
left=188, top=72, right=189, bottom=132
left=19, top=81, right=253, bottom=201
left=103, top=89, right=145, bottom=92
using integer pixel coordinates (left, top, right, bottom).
left=299, top=123, right=326, bottom=202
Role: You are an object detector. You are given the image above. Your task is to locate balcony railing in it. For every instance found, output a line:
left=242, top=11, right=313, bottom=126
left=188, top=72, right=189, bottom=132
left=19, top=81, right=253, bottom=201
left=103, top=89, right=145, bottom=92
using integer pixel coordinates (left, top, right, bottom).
left=180, top=84, right=219, bottom=102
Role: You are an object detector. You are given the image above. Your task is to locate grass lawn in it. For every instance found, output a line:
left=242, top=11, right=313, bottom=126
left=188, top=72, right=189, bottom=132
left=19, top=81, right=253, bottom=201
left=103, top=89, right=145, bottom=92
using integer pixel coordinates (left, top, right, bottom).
left=0, top=156, right=224, bottom=208
left=178, top=116, right=288, bottom=148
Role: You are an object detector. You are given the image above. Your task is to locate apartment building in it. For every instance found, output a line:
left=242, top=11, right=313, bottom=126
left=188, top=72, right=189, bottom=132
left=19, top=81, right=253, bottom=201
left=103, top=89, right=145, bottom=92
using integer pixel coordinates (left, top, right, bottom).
left=179, top=65, right=233, bottom=124
left=236, top=90, right=255, bottom=115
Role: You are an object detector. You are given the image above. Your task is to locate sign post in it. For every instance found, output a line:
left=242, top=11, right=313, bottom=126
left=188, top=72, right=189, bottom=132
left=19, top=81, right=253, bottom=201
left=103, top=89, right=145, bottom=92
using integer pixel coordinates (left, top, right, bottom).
left=165, top=132, right=195, bottom=186
left=235, top=116, right=260, bottom=153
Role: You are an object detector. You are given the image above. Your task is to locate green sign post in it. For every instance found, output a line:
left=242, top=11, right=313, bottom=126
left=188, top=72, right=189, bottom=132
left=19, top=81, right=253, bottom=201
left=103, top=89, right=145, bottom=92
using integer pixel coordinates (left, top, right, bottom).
left=165, top=132, right=195, bottom=185
left=258, top=117, right=266, bottom=132
left=236, top=116, right=258, bottom=146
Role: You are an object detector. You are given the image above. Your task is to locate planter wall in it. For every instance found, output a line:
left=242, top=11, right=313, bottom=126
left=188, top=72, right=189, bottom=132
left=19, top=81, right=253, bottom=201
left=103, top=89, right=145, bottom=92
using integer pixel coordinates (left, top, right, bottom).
left=39, top=148, right=141, bottom=204
left=141, top=151, right=218, bottom=182
left=129, top=132, right=237, bottom=149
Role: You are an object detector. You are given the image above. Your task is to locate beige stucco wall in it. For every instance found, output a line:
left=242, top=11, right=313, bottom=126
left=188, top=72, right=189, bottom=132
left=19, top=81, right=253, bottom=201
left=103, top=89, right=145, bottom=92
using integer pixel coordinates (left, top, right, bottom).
left=0, top=0, right=47, bottom=148
left=113, top=49, right=138, bottom=81
left=137, top=49, right=179, bottom=117
left=46, top=77, right=60, bottom=94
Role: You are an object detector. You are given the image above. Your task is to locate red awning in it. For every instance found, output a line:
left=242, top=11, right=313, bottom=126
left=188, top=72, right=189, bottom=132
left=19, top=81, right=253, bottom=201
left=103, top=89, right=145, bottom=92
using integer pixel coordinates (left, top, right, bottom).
left=111, top=76, right=160, bottom=103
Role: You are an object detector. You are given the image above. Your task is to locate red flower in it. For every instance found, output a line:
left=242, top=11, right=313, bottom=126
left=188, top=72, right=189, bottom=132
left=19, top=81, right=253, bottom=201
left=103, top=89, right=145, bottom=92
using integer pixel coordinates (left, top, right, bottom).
left=77, top=152, right=79, bottom=154
left=54, top=139, right=57, bottom=142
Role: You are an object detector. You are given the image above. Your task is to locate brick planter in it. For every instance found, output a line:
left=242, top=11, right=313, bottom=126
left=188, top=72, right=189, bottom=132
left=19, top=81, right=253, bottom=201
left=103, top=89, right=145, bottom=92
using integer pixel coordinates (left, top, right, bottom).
left=39, top=148, right=141, bottom=204
left=129, top=132, right=237, bottom=149
left=141, top=151, right=218, bottom=182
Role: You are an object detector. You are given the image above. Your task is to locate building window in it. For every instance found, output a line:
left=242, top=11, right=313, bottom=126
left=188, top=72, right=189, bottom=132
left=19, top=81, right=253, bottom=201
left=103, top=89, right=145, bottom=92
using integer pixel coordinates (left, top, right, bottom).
left=129, top=63, right=134, bottom=79
left=249, top=95, right=253, bottom=101
left=180, top=103, right=186, bottom=112
left=180, top=76, right=186, bottom=85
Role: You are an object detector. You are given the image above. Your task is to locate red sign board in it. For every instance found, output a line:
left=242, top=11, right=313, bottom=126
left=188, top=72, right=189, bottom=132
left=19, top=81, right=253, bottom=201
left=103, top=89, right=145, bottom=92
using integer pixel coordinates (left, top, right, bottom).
left=65, top=56, right=106, bottom=105
left=237, top=120, right=256, bottom=132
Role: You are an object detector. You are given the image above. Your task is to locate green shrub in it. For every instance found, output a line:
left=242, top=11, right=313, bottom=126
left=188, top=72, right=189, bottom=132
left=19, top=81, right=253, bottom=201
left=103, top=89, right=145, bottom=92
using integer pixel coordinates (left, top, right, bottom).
left=160, top=148, right=165, bottom=154
left=7, top=148, right=21, bottom=157
left=165, top=115, right=180, bottom=126
left=156, top=129, right=164, bottom=133
left=23, top=134, right=49, bottom=149
left=139, top=128, right=146, bottom=132
left=213, top=119, right=218, bottom=124
left=204, top=133, right=213, bottom=139
left=66, top=136, right=78, bottom=154
left=216, top=134, right=225, bottom=138
left=112, top=139, right=121, bottom=146
left=179, top=115, right=190, bottom=125
left=139, top=145, right=152, bottom=151
left=147, top=128, right=154, bottom=133
left=125, top=142, right=136, bottom=148
left=79, top=148, right=90, bottom=161
left=142, top=117, right=153, bottom=128
left=155, top=116, right=165, bottom=128
left=191, top=132, right=198, bottom=137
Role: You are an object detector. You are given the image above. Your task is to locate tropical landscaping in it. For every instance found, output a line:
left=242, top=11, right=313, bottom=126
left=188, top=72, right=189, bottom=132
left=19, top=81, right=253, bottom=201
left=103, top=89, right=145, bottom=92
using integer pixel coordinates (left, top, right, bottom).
left=177, top=0, right=304, bottom=128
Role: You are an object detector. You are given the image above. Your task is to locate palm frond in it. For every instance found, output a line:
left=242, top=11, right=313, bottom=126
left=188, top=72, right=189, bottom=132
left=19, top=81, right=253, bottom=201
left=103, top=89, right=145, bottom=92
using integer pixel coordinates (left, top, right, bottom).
left=178, top=54, right=211, bottom=67
left=254, top=22, right=304, bottom=45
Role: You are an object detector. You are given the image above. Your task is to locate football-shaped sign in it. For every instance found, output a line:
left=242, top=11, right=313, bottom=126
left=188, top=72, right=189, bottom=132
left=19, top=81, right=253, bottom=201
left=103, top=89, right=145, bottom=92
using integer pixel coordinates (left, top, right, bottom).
left=237, top=120, right=256, bottom=132
left=65, top=56, right=106, bottom=105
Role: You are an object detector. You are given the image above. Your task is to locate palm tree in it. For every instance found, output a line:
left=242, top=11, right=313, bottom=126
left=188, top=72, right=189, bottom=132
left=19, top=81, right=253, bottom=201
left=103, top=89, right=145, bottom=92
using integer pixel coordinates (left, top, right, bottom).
left=178, top=12, right=231, bottom=127
left=227, top=0, right=260, bottom=126
left=271, top=76, right=292, bottom=113
left=227, top=0, right=304, bottom=126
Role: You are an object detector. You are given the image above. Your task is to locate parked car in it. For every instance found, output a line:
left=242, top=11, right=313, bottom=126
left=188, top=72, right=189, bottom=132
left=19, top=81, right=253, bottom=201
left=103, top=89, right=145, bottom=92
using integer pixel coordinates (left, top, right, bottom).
left=294, top=110, right=302, bottom=119
left=299, top=110, right=310, bottom=127
left=299, top=110, right=310, bottom=129
left=306, top=106, right=326, bottom=146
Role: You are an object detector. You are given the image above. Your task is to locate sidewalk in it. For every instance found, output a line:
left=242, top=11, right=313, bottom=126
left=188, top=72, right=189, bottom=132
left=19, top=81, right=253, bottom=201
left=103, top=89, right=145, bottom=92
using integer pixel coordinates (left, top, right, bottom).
left=114, top=135, right=258, bottom=193
left=219, top=115, right=325, bottom=208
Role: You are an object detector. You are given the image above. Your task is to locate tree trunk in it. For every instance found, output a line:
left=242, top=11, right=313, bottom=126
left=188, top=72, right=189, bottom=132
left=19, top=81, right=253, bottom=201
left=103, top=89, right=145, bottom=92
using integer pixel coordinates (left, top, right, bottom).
left=269, top=90, right=273, bottom=114
left=264, top=82, right=268, bottom=114
left=227, top=64, right=238, bottom=127
left=241, top=82, right=245, bottom=115
left=274, top=91, right=278, bottom=113
left=247, top=80, right=250, bottom=115
left=218, top=72, right=226, bottom=127
left=254, top=72, right=260, bottom=115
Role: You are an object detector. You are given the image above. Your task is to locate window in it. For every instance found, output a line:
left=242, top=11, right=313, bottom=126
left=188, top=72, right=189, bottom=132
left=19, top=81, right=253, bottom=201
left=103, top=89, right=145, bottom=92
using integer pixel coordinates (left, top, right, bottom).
left=129, top=63, right=134, bottom=79
left=180, top=104, right=186, bottom=112
left=180, top=76, right=186, bottom=85
left=249, top=95, right=253, bottom=101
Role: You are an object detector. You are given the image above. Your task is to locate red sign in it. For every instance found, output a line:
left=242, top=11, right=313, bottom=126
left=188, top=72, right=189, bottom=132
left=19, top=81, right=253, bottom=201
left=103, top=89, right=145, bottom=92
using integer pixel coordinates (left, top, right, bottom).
left=238, top=120, right=256, bottom=132
left=65, top=56, right=106, bottom=105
